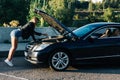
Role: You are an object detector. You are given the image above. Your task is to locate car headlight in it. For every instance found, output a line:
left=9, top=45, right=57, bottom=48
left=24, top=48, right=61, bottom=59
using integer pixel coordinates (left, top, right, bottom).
left=35, top=43, right=50, bottom=51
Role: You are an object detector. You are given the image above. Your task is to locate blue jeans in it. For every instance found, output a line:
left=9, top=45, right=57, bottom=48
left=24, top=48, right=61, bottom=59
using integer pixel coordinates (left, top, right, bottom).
left=10, top=29, right=22, bottom=39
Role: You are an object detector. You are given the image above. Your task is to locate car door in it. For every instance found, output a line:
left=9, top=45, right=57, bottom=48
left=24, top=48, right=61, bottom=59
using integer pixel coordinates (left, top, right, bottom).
left=72, top=27, right=120, bottom=61
left=72, top=38, right=117, bottom=59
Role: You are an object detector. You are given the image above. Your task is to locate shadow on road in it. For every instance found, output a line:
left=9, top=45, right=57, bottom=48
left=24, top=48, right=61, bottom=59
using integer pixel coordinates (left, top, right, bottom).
left=65, top=64, right=120, bottom=74
left=1, top=57, right=120, bottom=74
left=0, top=57, right=49, bottom=72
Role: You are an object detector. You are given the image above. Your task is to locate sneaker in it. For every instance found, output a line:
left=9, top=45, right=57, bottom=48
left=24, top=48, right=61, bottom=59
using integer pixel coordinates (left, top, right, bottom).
left=4, top=59, right=13, bottom=67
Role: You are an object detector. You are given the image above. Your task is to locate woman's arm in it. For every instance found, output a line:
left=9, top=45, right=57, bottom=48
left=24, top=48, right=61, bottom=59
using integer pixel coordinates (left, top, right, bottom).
left=34, top=31, right=48, bottom=36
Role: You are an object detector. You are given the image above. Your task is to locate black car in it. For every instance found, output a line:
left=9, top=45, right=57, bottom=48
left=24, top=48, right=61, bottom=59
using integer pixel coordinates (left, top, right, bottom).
left=24, top=9, right=120, bottom=71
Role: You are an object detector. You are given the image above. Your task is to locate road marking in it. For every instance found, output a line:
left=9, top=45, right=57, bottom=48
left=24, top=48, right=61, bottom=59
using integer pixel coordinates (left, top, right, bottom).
left=0, top=73, right=28, bottom=80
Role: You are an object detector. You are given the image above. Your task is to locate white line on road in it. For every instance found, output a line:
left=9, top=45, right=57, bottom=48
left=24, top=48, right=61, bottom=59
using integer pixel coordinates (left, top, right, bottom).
left=0, top=73, right=28, bottom=80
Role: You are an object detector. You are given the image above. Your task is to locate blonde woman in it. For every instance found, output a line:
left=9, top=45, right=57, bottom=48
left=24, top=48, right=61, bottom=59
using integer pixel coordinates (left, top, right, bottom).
left=5, top=17, right=47, bottom=66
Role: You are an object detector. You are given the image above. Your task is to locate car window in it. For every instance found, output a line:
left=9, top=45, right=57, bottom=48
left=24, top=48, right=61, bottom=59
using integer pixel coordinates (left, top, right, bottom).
left=109, top=28, right=120, bottom=38
left=73, top=24, right=97, bottom=37
left=89, top=26, right=120, bottom=39
left=89, top=28, right=106, bottom=39
left=99, top=28, right=112, bottom=38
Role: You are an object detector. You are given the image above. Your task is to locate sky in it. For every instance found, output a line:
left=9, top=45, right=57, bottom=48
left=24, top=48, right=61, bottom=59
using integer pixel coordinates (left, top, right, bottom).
left=92, top=0, right=103, bottom=3
left=84, top=0, right=103, bottom=3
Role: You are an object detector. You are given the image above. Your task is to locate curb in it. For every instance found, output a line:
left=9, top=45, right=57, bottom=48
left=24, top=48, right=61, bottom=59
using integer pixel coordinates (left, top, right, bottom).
left=0, top=50, right=24, bottom=58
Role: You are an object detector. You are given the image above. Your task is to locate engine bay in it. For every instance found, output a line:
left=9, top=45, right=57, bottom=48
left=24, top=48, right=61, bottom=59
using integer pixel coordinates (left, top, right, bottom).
left=42, top=35, right=64, bottom=42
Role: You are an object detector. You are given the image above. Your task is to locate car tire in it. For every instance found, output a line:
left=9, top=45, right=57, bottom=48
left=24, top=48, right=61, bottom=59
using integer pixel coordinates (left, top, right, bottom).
left=49, top=50, right=70, bottom=71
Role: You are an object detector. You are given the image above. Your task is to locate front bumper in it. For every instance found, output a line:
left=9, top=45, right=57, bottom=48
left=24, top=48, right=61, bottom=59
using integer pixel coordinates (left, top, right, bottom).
left=24, top=51, right=43, bottom=64
left=25, top=57, right=43, bottom=64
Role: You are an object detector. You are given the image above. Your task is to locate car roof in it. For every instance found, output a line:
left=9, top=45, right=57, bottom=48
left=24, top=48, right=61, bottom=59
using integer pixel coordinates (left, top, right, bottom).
left=74, top=22, right=120, bottom=39
left=87, top=22, right=120, bottom=28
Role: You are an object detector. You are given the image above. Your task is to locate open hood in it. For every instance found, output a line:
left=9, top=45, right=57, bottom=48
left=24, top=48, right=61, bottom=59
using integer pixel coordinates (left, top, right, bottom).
left=34, top=8, right=77, bottom=38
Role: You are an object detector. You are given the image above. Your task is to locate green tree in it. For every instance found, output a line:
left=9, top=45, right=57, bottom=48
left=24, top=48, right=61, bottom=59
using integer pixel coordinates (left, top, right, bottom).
left=0, top=0, right=30, bottom=26
left=103, top=0, right=120, bottom=9
left=28, top=0, right=50, bottom=27
left=48, top=0, right=76, bottom=26
left=95, top=2, right=102, bottom=10
left=29, top=0, right=76, bottom=27
left=103, top=7, right=115, bottom=22
left=88, top=0, right=93, bottom=12
left=76, top=0, right=89, bottom=9
left=28, top=0, right=39, bottom=20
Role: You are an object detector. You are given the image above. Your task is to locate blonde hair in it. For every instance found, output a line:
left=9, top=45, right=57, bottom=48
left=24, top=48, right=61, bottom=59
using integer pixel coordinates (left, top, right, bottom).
left=30, top=17, right=39, bottom=23
left=33, top=17, right=39, bottom=21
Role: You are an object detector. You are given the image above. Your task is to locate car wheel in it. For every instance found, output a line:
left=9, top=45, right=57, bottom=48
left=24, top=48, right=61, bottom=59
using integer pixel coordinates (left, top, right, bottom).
left=49, top=50, right=70, bottom=71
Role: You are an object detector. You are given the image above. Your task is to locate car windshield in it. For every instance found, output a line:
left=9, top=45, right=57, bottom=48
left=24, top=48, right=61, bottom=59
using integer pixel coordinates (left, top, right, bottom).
left=73, top=24, right=97, bottom=37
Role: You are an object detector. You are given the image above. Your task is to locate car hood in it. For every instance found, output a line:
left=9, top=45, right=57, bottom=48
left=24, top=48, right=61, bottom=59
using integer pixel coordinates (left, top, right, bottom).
left=34, top=9, right=77, bottom=38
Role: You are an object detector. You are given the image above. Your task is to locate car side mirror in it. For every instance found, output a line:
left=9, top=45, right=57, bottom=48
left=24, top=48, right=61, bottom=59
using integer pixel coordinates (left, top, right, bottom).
left=87, top=36, right=95, bottom=43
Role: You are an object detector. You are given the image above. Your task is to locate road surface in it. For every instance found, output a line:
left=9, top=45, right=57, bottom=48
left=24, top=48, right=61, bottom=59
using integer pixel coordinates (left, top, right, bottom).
left=0, top=57, right=120, bottom=80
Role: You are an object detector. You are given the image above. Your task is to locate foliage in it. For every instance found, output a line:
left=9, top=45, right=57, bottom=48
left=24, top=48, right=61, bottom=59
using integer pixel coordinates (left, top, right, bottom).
left=88, top=13, right=97, bottom=23
left=75, top=0, right=89, bottom=10
left=103, top=7, right=115, bottom=22
left=0, top=0, right=30, bottom=26
left=94, top=2, right=102, bottom=10
left=3, top=20, right=19, bottom=27
left=9, top=20, right=19, bottom=27
left=75, top=0, right=120, bottom=26
left=88, top=0, right=93, bottom=12
left=1, top=0, right=120, bottom=28
left=3, top=23, right=9, bottom=27
left=48, top=0, right=76, bottom=26
left=28, top=0, right=50, bottom=27
left=103, top=0, right=120, bottom=9
left=28, top=0, right=76, bottom=27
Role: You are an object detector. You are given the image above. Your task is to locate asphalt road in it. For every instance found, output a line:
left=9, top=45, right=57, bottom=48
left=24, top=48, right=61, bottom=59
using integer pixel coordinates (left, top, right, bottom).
left=0, top=57, right=120, bottom=80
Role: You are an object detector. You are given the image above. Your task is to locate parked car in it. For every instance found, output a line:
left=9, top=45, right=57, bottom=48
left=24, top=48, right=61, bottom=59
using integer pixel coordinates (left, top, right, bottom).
left=24, top=9, right=120, bottom=71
